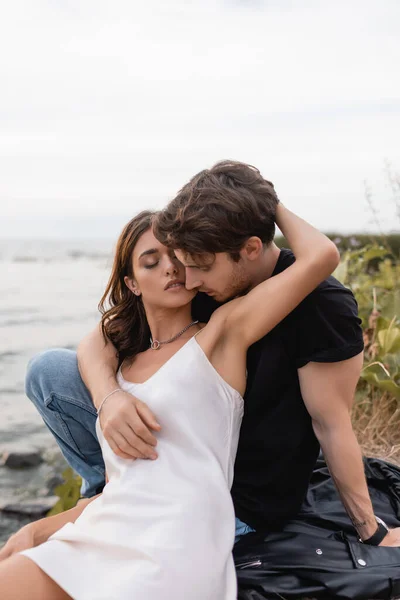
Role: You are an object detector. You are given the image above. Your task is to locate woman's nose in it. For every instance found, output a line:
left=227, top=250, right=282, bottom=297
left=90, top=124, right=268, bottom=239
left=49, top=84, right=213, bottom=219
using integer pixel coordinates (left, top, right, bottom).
left=165, top=258, right=178, bottom=276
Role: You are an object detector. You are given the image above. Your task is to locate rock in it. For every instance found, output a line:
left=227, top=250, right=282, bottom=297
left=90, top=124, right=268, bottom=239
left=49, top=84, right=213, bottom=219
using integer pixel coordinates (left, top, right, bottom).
left=46, top=474, right=64, bottom=494
left=2, top=450, right=43, bottom=469
left=0, top=496, right=59, bottom=518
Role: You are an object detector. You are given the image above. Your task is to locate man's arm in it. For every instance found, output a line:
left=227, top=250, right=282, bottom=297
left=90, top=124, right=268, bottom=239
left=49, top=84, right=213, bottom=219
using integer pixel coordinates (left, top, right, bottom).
left=299, top=354, right=400, bottom=546
left=77, top=324, right=161, bottom=460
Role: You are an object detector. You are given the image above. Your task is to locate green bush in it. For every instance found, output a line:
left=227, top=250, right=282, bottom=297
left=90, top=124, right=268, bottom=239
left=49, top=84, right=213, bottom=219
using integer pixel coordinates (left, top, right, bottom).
left=47, top=468, right=82, bottom=516
left=275, top=233, right=400, bottom=258
left=332, top=245, right=400, bottom=401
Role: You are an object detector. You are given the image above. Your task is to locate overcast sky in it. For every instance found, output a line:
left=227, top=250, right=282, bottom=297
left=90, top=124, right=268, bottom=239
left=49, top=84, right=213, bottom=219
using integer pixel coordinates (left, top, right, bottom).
left=0, top=0, right=399, bottom=238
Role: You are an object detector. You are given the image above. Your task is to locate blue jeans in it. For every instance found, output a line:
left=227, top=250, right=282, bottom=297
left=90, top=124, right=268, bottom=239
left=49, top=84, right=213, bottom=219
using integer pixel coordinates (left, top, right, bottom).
left=25, top=349, right=255, bottom=543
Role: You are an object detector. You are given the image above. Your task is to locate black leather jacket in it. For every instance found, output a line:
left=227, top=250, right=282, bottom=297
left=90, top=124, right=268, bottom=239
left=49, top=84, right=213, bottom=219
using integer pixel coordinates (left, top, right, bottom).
left=234, top=457, right=400, bottom=600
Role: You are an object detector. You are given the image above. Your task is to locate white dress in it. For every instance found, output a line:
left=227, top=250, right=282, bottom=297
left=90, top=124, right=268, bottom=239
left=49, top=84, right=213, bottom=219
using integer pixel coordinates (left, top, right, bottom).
left=21, top=336, right=244, bottom=600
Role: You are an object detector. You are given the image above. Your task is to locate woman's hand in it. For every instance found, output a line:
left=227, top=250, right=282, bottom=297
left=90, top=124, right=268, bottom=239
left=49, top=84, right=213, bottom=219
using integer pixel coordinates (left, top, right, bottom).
left=0, top=524, right=37, bottom=561
left=99, top=390, right=161, bottom=460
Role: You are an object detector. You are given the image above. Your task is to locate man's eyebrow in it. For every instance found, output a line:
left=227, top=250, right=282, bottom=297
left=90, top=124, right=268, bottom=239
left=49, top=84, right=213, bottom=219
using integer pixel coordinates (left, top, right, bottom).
left=138, top=249, right=159, bottom=259
left=184, top=263, right=208, bottom=269
left=178, top=252, right=214, bottom=268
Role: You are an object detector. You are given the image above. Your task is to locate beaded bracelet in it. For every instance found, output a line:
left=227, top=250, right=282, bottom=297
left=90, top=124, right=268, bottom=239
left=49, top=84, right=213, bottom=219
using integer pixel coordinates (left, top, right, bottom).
left=97, top=388, right=123, bottom=416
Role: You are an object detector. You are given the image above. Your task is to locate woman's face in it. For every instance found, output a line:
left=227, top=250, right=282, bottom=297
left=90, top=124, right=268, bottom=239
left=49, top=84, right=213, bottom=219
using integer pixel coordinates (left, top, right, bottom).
left=124, top=228, right=196, bottom=309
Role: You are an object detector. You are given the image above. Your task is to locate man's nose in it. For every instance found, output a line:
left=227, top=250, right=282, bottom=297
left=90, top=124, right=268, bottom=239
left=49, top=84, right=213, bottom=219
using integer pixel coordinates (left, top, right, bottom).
left=185, top=270, right=202, bottom=290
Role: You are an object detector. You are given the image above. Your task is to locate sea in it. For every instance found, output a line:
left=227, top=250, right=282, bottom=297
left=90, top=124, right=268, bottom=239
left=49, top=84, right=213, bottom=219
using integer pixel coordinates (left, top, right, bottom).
left=0, top=238, right=115, bottom=543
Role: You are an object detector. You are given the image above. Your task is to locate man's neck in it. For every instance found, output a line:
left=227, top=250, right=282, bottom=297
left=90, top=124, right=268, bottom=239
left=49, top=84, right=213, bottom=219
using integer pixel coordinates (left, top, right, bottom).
left=248, top=243, right=281, bottom=290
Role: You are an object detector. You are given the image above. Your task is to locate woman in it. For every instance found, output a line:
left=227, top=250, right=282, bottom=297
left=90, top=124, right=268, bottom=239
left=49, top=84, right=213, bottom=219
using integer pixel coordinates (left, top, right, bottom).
left=0, top=203, right=339, bottom=599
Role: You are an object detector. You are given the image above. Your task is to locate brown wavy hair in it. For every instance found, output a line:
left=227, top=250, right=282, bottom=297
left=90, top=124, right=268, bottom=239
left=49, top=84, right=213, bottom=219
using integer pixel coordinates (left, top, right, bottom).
left=153, top=160, right=279, bottom=261
left=98, top=210, right=156, bottom=365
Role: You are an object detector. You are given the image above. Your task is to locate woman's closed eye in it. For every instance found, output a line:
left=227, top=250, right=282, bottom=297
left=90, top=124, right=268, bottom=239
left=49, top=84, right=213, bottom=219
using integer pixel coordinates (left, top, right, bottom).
left=143, top=253, right=182, bottom=270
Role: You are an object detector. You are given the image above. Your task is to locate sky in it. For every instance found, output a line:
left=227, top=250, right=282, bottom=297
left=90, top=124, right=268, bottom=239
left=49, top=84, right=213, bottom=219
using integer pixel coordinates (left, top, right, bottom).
left=0, top=0, right=399, bottom=238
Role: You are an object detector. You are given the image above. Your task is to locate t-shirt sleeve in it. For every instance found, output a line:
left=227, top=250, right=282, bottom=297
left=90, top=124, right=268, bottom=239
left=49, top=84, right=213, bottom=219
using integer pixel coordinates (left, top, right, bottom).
left=288, top=278, right=365, bottom=369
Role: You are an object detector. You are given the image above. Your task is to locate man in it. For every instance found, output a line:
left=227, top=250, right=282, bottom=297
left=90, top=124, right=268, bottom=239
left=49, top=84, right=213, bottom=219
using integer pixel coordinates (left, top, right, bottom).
left=16, top=161, right=400, bottom=551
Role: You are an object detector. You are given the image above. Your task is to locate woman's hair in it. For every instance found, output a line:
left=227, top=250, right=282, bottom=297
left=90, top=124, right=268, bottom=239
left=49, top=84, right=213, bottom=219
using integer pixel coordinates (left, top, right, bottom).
left=98, top=210, right=156, bottom=365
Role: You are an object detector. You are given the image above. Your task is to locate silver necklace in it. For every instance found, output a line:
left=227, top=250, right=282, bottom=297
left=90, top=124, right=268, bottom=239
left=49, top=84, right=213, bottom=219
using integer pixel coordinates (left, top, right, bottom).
left=149, top=320, right=199, bottom=350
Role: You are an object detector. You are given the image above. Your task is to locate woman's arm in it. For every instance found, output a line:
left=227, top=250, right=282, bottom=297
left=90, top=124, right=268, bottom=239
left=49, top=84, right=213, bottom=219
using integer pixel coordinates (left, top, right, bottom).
left=225, top=204, right=340, bottom=349
left=0, top=496, right=99, bottom=561
left=32, top=496, right=99, bottom=544
left=77, top=325, right=161, bottom=460
left=77, top=324, right=120, bottom=410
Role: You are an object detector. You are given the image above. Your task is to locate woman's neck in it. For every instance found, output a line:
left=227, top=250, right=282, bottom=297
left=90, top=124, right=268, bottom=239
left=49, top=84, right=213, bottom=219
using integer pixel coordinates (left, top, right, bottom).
left=144, top=305, right=198, bottom=345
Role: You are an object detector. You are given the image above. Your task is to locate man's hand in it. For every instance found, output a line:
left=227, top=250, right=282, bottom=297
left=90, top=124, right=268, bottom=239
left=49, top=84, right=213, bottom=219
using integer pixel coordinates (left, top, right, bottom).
left=380, top=528, right=400, bottom=547
left=0, top=524, right=36, bottom=561
left=99, top=390, right=161, bottom=460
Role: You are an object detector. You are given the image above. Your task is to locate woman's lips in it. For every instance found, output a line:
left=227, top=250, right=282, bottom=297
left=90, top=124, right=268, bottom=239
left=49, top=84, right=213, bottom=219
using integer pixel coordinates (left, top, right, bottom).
left=165, top=282, right=185, bottom=291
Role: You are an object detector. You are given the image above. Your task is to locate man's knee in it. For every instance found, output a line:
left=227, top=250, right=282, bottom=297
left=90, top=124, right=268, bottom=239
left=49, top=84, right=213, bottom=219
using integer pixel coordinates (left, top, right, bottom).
left=25, top=348, right=78, bottom=407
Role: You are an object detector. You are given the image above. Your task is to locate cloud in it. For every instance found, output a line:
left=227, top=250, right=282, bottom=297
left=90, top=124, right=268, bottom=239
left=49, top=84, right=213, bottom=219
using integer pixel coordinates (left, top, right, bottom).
left=0, top=0, right=399, bottom=233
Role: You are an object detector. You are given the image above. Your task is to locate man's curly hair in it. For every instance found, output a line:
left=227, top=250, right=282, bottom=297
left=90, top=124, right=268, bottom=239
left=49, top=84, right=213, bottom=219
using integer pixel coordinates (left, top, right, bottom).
left=153, top=160, right=279, bottom=261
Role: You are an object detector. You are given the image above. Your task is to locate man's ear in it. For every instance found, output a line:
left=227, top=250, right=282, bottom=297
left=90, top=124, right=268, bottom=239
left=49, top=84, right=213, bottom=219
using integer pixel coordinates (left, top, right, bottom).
left=240, top=237, right=264, bottom=262
left=124, top=275, right=141, bottom=296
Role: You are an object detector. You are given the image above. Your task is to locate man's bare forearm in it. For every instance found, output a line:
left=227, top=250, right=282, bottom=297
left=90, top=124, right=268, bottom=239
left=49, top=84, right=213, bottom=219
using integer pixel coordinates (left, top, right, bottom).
left=316, top=422, right=378, bottom=540
left=77, top=324, right=119, bottom=409
left=32, top=495, right=100, bottom=546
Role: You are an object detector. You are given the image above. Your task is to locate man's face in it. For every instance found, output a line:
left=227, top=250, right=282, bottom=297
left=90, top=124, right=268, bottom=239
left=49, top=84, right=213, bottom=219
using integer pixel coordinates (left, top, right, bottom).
left=174, top=249, right=252, bottom=303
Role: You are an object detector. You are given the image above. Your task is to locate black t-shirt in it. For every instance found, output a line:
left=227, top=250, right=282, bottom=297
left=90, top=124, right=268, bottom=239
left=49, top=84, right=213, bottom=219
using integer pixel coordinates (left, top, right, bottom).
left=192, top=249, right=364, bottom=531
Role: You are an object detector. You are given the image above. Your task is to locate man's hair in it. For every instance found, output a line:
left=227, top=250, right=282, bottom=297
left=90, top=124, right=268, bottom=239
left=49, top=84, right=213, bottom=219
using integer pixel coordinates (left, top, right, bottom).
left=153, top=160, right=279, bottom=261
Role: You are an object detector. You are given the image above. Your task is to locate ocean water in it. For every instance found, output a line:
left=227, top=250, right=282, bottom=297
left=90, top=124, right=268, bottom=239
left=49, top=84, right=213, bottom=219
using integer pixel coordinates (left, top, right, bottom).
left=0, top=238, right=114, bottom=536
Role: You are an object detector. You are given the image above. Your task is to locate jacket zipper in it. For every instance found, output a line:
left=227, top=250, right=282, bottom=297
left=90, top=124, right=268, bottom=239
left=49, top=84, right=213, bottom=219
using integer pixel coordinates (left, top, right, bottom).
left=236, top=559, right=262, bottom=569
